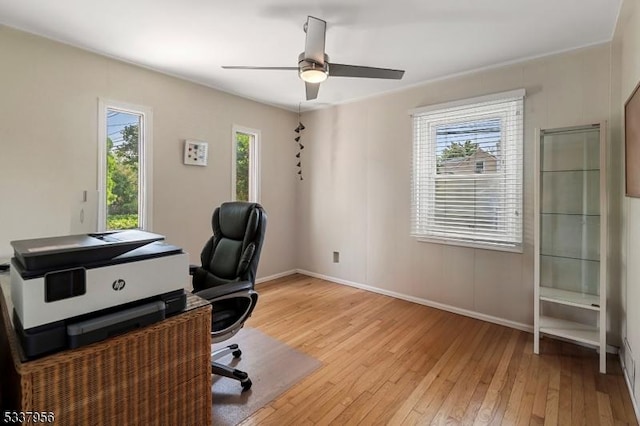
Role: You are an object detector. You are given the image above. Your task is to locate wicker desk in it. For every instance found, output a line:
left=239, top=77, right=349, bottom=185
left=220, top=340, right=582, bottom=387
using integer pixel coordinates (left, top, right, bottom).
left=0, top=273, right=212, bottom=425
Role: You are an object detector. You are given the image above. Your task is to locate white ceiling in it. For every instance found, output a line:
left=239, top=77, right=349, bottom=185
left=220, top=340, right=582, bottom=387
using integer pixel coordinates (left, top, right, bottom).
left=0, top=0, right=622, bottom=111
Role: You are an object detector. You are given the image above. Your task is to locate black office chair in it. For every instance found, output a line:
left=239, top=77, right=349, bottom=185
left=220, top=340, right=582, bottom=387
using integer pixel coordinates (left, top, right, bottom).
left=190, top=202, right=266, bottom=392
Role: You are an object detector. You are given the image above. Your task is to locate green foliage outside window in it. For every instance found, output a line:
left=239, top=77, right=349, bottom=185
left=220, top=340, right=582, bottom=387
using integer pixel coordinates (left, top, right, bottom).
left=436, top=140, right=479, bottom=173
left=106, top=122, right=139, bottom=230
left=107, top=214, right=139, bottom=230
left=236, top=133, right=250, bottom=202
left=439, top=140, right=479, bottom=161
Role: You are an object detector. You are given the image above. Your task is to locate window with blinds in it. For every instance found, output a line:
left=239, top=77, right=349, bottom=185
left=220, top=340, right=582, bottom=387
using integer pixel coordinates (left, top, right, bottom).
left=410, top=90, right=524, bottom=251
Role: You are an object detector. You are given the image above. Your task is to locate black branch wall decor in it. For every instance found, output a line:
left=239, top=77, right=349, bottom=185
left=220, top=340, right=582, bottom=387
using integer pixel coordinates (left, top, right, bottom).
left=295, top=105, right=306, bottom=180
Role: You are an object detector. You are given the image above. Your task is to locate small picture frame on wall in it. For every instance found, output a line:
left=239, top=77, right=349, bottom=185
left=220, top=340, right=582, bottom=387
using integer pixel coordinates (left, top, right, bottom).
left=184, top=140, right=208, bottom=166
left=625, top=80, right=640, bottom=197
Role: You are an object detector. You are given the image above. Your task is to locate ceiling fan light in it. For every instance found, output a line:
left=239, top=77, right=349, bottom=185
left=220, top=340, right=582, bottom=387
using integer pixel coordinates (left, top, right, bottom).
left=298, top=53, right=330, bottom=84
left=300, top=68, right=328, bottom=83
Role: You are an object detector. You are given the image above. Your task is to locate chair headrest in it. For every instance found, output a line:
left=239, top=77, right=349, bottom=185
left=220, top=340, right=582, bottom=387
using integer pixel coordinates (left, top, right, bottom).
left=216, top=202, right=260, bottom=240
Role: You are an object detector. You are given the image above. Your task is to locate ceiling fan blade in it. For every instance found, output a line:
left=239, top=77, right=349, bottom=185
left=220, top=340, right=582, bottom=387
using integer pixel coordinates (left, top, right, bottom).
left=222, top=66, right=298, bottom=70
left=304, top=16, right=326, bottom=65
left=306, top=82, right=320, bottom=100
left=329, top=63, right=405, bottom=79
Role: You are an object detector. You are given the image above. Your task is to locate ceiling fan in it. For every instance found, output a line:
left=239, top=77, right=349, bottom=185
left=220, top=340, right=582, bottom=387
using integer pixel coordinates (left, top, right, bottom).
left=222, top=16, right=405, bottom=101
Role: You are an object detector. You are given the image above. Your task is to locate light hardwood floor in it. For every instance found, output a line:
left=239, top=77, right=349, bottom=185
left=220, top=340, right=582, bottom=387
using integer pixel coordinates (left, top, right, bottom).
left=241, top=274, right=638, bottom=425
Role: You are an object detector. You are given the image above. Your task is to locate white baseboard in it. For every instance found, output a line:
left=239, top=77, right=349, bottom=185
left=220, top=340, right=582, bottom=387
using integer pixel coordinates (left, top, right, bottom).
left=295, top=269, right=533, bottom=333
left=620, top=352, right=640, bottom=423
left=256, top=269, right=297, bottom=284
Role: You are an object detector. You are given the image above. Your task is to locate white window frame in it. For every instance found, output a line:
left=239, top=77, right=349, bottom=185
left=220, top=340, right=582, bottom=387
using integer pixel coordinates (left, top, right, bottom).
left=231, top=125, right=261, bottom=203
left=97, top=99, right=153, bottom=231
left=410, top=89, right=524, bottom=252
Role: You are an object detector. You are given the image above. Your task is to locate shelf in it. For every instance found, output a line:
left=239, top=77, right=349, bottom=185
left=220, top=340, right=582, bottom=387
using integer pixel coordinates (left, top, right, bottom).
left=541, top=169, right=600, bottom=172
left=540, top=212, right=600, bottom=217
left=540, top=253, right=600, bottom=262
left=539, top=287, right=600, bottom=311
left=539, top=316, right=599, bottom=347
left=540, top=208, right=600, bottom=260
left=541, top=170, right=600, bottom=216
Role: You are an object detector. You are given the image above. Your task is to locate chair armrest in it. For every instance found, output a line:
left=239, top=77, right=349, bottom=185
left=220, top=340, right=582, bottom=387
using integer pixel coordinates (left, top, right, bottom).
left=189, top=264, right=199, bottom=276
left=194, top=280, right=253, bottom=302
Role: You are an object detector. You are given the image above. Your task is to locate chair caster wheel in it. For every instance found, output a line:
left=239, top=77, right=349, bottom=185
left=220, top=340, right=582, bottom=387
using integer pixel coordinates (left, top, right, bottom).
left=232, top=349, right=242, bottom=358
left=241, top=379, right=252, bottom=392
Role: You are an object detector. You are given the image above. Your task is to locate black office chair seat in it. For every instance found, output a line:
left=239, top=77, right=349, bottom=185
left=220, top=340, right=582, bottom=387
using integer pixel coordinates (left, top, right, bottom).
left=213, top=302, right=248, bottom=331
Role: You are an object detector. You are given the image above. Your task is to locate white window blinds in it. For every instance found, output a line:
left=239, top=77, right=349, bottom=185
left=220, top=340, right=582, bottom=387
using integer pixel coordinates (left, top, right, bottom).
left=411, top=90, right=524, bottom=251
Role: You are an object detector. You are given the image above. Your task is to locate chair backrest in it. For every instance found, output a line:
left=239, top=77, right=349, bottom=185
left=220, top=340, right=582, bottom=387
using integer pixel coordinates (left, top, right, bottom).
left=194, top=202, right=266, bottom=290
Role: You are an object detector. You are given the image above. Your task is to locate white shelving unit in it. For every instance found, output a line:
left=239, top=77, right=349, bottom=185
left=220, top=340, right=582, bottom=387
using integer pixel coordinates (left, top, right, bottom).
left=534, top=123, right=607, bottom=374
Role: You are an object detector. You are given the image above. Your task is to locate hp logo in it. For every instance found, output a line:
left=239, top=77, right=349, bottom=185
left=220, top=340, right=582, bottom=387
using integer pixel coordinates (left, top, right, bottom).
left=112, top=279, right=126, bottom=291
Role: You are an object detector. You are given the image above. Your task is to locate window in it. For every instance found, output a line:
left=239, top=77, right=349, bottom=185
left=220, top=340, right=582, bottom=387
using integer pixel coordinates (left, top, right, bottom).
left=98, top=100, right=152, bottom=231
left=411, top=90, right=524, bottom=251
left=232, top=126, right=260, bottom=202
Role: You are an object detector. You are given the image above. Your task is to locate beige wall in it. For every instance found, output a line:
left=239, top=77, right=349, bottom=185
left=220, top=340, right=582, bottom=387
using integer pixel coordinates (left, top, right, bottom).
left=297, top=44, right=616, bottom=333
left=612, top=0, right=640, bottom=406
left=0, top=26, right=298, bottom=279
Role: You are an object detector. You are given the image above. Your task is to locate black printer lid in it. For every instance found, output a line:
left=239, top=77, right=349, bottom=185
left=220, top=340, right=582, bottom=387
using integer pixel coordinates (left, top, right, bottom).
left=11, top=230, right=166, bottom=272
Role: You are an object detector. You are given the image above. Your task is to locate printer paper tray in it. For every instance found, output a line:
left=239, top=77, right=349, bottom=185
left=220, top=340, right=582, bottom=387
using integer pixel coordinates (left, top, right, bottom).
left=67, top=300, right=165, bottom=349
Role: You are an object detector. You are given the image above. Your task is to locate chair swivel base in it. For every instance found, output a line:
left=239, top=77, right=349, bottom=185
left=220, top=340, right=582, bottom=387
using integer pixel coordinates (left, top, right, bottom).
left=212, top=343, right=252, bottom=391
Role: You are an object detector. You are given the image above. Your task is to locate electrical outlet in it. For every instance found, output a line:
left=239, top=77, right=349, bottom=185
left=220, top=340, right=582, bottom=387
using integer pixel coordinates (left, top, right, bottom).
left=333, top=251, right=340, bottom=263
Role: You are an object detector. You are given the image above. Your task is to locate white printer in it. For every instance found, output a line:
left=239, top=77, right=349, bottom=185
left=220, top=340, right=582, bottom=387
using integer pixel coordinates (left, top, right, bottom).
left=10, top=230, right=189, bottom=358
